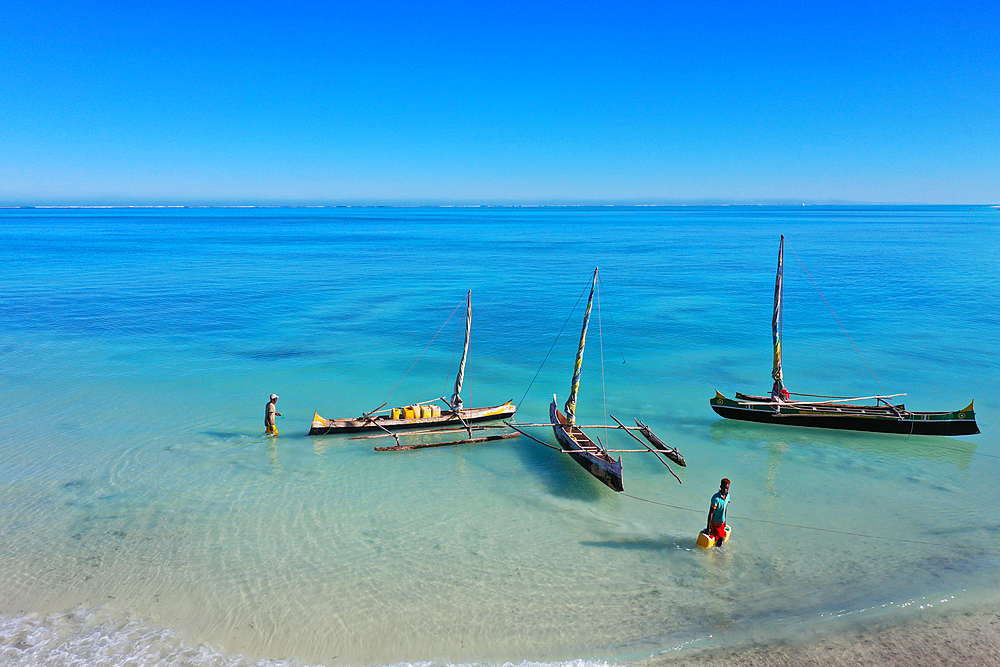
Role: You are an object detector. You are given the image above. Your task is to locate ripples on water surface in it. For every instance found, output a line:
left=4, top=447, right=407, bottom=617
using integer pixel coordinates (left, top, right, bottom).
left=0, top=206, right=998, bottom=666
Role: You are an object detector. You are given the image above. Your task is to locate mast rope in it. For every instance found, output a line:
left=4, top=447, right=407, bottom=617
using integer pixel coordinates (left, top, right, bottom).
left=444, top=328, right=460, bottom=401
left=787, top=242, right=888, bottom=398
left=598, top=278, right=609, bottom=451
left=517, top=277, right=593, bottom=408
left=620, top=493, right=946, bottom=546
left=385, top=297, right=464, bottom=405
left=598, top=278, right=643, bottom=421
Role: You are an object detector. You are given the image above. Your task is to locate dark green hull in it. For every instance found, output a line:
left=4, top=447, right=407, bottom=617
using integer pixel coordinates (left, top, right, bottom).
left=711, top=392, right=979, bottom=437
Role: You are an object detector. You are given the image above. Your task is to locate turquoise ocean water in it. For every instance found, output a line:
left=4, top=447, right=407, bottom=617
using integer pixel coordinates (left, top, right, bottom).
left=1, top=206, right=998, bottom=666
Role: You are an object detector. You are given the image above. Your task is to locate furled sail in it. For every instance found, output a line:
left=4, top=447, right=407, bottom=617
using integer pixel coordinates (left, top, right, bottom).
left=565, top=268, right=597, bottom=424
left=771, top=235, right=785, bottom=393
left=451, top=290, right=471, bottom=409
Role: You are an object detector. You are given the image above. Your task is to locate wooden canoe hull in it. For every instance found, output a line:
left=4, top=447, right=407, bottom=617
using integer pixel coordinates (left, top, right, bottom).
left=710, top=392, right=980, bottom=436
left=309, top=402, right=517, bottom=435
left=550, top=400, right=624, bottom=492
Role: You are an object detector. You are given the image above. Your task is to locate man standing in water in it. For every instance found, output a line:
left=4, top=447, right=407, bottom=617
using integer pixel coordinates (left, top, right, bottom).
left=265, top=394, right=281, bottom=435
left=705, top=478, right=731, bottom=547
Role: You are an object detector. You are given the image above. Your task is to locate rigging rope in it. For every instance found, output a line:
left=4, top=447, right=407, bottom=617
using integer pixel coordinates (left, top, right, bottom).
left=598, top=278, right=609, bottom=451
left=385, top=297, right=464, bottom=405
left=620, top=492, right=945, bottom=546
left=444, top=327, right=460, bottom=401
left=595, top=275, right=644, bottom=421
left=787, top=242, right=888, bottom=398
left=517, top=277, right=593, bottom=408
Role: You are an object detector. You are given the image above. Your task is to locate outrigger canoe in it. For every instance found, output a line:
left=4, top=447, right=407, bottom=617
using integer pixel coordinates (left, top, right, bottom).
left=711, top=236, right=979, bottom=437
left=309, top=401, right=516, bottom=435
left=550, top=397, right=624, bottom=492
left=711, top=391, right=978, bottom=436
left=506, top=268, right=681, bottom=492
left=309, top=290, right=517, bottom=438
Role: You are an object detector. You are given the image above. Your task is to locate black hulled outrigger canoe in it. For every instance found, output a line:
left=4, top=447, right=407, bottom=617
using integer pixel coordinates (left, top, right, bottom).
left=711, top=236, right=979, bottom=437
left=309, top=290, right=516, bottom=437
left=711, top=392, right=978, bottom=436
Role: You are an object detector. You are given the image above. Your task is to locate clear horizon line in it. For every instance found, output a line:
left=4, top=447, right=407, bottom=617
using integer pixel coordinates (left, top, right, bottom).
left=2, top=201, right=998, bottom=210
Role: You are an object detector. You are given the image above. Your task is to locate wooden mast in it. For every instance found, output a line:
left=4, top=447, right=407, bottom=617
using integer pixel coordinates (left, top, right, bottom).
left=772, top=235, right=786, bottom=396
left=564, top=268, right=597, bottom=425
left=450, top=290, right=471, bottom=410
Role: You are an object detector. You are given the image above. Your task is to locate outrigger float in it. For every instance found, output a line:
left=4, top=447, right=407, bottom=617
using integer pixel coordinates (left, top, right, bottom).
left=308, top=290, right=518, bottom=447
left=711, top=236, right=979, bottom=437
left=508, top=268, right=684, bottom=492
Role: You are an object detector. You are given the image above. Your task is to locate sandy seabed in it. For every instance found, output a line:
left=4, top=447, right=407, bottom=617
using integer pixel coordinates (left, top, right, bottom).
left=655, top=603, right=1000, bottom=667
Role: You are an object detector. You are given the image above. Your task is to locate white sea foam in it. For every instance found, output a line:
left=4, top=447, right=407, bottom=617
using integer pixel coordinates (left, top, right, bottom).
left=0, top=609, right=620, bottom=667
left=1, top=608, right=270, bottom=667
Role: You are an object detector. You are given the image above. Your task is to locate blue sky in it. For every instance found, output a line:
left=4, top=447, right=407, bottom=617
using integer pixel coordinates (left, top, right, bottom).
left=2, top=0, right=996, bottom=205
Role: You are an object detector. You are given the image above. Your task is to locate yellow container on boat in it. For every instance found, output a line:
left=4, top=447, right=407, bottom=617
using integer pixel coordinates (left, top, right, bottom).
left=420, top=405, right=432, bottom=418
left=390, top=408, right=402, bottom=420
left=430, top=405, right=441, bottom=417
left=403, top=406, right=416, bottom=420
left=697, top=525, right=732, bottom=549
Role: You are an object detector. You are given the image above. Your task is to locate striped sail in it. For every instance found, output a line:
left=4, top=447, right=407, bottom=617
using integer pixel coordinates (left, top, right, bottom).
left=565, top=268, right=597, bottom=424
left=451, top=290, right=471, bottom=409
left=772, top=235, right=784, bottom=387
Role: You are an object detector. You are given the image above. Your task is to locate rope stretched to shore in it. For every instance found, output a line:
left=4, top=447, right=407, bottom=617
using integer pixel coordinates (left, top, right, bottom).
left=620, top=493, right=947, bottom=546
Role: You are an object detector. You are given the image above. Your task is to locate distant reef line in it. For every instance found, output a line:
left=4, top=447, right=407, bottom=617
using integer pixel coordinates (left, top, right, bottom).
left=3, top=202, right=999, bottom=210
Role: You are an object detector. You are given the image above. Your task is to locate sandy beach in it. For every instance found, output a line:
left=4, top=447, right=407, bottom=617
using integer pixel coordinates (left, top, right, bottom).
left=658, top=603, right=1000, bottom=666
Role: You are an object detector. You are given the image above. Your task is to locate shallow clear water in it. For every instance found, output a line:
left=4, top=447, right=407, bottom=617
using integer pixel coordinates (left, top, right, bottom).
left=1, top=206, right=998, bottom=666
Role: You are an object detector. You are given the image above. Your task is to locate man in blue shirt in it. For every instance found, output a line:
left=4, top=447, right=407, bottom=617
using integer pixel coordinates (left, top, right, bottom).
left=705, top=478, right=731, bottom=547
